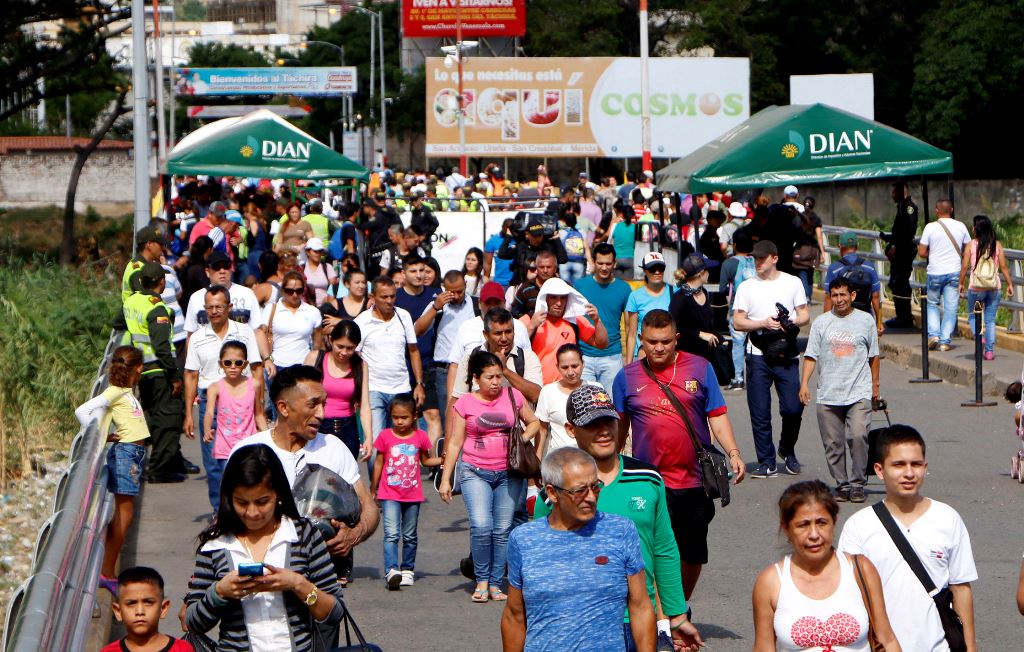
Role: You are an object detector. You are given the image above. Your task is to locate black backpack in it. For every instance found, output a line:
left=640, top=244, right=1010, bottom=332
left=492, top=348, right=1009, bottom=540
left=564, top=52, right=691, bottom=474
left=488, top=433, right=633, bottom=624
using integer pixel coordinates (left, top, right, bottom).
left=836, top=256, right=874, bottom=313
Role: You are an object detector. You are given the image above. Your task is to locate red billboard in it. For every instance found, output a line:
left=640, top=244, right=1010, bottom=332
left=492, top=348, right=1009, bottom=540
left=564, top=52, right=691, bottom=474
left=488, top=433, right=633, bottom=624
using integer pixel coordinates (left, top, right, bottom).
left=402, top=0, right=526, bottom=38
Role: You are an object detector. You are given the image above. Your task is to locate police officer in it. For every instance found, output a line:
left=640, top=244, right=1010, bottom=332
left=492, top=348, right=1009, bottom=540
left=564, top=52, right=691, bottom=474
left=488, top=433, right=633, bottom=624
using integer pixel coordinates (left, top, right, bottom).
left=303, top=198, right=331, bottom=243
left=113, top=226, right=166, bottom=331
left=498, top=215, right=569, bottom=284
left=360, top=192, right=401, bottom=272
left=410, top=192, right=439, bottom=254
left=881, top=181, right=919, bottom=329
left=124, top=262, right=187, bottom=483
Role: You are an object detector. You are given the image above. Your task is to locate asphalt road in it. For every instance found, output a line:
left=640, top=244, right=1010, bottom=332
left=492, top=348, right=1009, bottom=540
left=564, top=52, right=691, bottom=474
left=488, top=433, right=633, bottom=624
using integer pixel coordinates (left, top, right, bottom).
left=120, top=356, right=1022, bottom=650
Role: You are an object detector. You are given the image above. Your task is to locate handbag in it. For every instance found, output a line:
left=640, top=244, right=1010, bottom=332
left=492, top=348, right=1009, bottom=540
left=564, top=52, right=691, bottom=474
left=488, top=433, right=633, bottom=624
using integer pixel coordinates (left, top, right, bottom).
left=640, top=360, right=731, bottom=506
left=872, top=502, right=967, bottom=652
left=330, top=603, right=384, bottom=651
left=851, top=554, right=886, bottom=652
left=432, top=436, right=462, bottom=496
left=181, top=631, right=217, bottom=652
left=505, top=387, right=541, bottom=478
left=791, top=242, right=821, bottom=270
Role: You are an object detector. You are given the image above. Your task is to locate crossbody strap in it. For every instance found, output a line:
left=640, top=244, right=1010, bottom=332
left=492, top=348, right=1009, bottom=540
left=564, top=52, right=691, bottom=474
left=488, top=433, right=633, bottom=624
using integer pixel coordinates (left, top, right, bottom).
left=936, top=219, right=963, bottom=257
left=871, top=501, right=938, bottom=595
left=640, top=359, right=703, bottom=454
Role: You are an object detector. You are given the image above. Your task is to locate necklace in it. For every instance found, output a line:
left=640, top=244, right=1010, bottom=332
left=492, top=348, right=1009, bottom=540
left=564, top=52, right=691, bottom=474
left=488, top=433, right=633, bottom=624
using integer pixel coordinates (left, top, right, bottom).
left=240, top=520, right=281, bottom=562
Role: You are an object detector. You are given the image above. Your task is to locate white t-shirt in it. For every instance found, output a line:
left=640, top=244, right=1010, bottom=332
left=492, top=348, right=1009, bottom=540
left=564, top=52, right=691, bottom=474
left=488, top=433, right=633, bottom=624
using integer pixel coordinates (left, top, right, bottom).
left=354, top=307, right=417, bottom=394
left=263, top=301, right=321, bottom=367
left=920, top=218, right=971, bottom=276
left=184, top=284, right=265, bottom=334
left=449, top=316, right=532, bottom=364
left=231, top=429, right=361, bottom=487
left=161, top=264, right=186, bottom=343
left=535, top=381, right=601, bottom=454
left=429, top=298, right=480, bottom=364
left=184, top=321, right=262, bottom=390
left=838, top=499, right=978, bottom=652
left=731, top=272, right=807, bottom=356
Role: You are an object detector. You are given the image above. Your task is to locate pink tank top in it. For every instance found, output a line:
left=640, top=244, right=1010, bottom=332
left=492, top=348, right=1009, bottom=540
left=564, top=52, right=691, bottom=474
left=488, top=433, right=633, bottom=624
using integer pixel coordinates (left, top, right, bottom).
left=322, top=356, right=356, bottom=418
left=213, top=377, right=258, bottom=459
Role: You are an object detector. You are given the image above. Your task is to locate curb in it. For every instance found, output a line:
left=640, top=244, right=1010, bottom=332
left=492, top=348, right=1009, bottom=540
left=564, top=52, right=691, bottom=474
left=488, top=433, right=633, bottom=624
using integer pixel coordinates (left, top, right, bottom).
left=879, top=337, right=1014, bottom=397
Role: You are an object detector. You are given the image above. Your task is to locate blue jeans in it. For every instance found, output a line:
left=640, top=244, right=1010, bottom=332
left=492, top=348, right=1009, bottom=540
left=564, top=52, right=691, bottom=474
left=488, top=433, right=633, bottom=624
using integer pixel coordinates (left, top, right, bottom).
left=582, top=354, right=624, bottom=400
left=746, top=355, right=803, bottom=465
left=459, top=461, right=523, bottom=586
left=966, top=289, right=999, bottom=353
left=560, top=261, right=587, bottom=285
left=197, top=389, right=223, bottom=511
left=926, top=272, right=961, bottom=345
left=381, top=500, right=420, bottom=572
left=728, top=319, right=747, bottom=383
left=796, top=268, right=814, bottom=300
left=320, top=416, right=360, bottom=461
left=433, top=364, right=450, bottom=429
left=368, top=390, right=398, bottom=471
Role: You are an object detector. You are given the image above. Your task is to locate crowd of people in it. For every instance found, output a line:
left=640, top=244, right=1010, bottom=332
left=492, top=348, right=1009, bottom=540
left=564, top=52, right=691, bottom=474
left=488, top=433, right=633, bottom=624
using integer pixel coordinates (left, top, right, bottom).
left=76, top=166, right=1024, bottom=652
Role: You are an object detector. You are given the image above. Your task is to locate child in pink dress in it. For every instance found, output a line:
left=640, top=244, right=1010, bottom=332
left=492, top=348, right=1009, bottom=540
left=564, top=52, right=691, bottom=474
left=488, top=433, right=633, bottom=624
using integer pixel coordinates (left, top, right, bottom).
left=203, top=341, right=267, bottom=504
left=371, top=394, right=443, bottom=590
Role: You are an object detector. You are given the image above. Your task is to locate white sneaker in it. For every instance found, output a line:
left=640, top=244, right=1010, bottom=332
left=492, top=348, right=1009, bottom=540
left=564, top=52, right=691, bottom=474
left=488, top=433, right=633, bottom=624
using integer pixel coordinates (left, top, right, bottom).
left=384, top=568, right=402, bottom=590
left=400, top=570, right=414, bottom=586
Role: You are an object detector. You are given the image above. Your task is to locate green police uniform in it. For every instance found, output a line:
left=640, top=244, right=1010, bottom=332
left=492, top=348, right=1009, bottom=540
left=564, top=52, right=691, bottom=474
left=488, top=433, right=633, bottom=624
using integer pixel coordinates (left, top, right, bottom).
left=304, top=212, right=330, bottom=242
left=124, top=289, right=185, bottom=478
left=121, top=257, right=147, bottom=303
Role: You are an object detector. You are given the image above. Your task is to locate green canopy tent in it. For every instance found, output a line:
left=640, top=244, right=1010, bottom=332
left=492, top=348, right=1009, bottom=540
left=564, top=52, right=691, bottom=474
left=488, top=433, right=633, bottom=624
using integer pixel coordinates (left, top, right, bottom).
left=656, top=103, right=952, bottom=193
left=166, top=108, right=368, bottom=181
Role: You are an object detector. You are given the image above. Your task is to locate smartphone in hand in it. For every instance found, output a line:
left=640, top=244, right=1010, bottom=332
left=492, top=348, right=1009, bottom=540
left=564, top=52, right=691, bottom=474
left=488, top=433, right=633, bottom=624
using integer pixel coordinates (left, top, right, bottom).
left=238, top=562, right=265, bottom=577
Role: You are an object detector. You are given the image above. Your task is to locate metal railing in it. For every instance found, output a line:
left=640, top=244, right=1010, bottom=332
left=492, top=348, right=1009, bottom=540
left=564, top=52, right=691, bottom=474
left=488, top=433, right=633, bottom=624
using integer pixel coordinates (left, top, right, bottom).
left=819, top=225, right=1024, bottom=331
left=3, top=331, right=121, bottom=652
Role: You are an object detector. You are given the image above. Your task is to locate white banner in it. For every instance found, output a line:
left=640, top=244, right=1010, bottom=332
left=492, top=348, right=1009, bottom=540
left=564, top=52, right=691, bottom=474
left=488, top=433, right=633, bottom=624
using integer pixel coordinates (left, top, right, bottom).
left=401, top=211, right=516, bottom=274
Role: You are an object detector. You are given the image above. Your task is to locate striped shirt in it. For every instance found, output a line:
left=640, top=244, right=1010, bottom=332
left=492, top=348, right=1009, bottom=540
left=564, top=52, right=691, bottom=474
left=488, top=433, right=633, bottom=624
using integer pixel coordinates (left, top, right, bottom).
left=184, top=517, right=345, bottom=652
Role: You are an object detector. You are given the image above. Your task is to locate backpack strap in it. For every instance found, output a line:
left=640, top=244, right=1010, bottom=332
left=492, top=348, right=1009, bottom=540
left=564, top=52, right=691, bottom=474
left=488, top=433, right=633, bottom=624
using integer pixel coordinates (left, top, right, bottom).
left=936, top=219, right=963, bottom=257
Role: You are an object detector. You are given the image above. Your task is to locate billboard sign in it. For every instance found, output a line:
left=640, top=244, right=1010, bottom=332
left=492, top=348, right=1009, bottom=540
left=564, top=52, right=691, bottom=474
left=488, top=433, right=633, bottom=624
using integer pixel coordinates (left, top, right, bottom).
left=403, top=0, right=526, bottom=38
left=174, top=67, right=357, bottom=96
left=425, top=57, right=749, bottom=158
left=187, top=105, right=311, bottom=118
left=790, top=73, right=875, bottom=120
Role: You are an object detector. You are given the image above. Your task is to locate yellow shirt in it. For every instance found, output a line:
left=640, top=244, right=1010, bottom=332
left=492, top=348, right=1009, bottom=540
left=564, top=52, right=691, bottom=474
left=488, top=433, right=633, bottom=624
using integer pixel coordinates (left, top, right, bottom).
left=101, top=386, right=150, bottom=444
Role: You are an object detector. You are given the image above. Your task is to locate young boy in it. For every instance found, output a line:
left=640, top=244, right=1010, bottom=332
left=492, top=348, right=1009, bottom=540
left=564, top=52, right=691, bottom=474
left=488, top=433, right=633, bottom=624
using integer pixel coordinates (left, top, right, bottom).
left=102, top=567, right=194, bottom=652
left=838, top=425, right=978, bottom=651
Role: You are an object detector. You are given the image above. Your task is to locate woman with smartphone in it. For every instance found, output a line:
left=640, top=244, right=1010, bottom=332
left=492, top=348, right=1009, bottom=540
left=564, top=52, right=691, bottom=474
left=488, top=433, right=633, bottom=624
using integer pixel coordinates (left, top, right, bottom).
left=185, top=444, right=346, bottom=651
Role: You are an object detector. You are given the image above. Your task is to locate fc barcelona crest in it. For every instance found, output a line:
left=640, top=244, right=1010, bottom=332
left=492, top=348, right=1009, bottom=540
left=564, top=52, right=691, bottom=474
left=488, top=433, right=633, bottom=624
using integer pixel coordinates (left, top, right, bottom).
left=683, top=380, right=699, bottom=394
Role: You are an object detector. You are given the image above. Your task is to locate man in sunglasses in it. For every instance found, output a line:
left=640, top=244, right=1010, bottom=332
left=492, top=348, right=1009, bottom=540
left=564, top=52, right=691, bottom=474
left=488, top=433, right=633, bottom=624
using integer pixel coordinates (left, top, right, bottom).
left=502, top=447, right=656, bottom=651
left=182, top=252, right=274, bottom=377
left=532, top=385, right=703, bottom=651
left=182, top=285, right=263, bottom=509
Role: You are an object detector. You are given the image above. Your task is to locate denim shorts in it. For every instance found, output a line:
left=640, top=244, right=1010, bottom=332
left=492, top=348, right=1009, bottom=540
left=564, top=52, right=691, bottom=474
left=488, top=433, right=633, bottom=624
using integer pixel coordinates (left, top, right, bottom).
left=106, top=443, right=146, bottom=496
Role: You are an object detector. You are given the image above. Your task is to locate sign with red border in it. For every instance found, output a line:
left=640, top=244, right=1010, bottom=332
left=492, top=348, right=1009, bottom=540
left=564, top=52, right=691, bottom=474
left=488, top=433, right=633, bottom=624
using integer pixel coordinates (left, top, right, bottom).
left=402, top=0, right=526, bottom=38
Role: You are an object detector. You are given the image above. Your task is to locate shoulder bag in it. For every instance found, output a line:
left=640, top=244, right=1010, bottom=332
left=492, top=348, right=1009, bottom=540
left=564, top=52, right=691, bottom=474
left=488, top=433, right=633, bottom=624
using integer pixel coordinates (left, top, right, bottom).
left=316, top=602, right=383, bottom=652
left=851, top=554, right=886, bottom=652
left=505, top=387, right=541, bottom=478
left=871, top=502, right=967, bottom=652
left=640, top=360, right=731, bottom=506
left=936, top=219, right=964, bottom=258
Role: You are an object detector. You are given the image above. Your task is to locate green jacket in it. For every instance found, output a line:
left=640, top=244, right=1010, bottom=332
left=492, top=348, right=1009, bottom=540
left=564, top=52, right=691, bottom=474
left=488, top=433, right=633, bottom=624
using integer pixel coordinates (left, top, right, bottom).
left=123, top=290, right=179, bottom=379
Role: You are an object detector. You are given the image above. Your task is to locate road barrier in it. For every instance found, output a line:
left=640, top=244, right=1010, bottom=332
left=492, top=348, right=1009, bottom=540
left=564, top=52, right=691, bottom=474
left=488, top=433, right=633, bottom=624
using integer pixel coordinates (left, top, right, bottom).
left=2, top=331, right=121, bottom=652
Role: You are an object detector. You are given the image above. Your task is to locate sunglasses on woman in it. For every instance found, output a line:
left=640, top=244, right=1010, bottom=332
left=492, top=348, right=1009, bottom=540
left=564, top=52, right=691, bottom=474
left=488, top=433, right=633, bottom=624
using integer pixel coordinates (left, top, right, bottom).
left=220, top=359, right=246, bottom=368
left=282, top=286, right=305, bottom=295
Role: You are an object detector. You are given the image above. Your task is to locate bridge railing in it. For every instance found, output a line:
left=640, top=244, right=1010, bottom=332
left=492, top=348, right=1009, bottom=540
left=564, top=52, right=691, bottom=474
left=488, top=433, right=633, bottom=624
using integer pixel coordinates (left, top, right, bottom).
left=819, top=225, right=1024, bottom=332
left=3, top=330, right=121, bottom=652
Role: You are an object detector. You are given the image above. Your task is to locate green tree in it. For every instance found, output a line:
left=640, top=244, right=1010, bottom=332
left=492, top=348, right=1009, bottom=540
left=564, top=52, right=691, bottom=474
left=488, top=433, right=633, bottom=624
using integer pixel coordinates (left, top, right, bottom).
left=174, top=0, right=207, bottom=21
left=185, top=42, right=271, bottom=67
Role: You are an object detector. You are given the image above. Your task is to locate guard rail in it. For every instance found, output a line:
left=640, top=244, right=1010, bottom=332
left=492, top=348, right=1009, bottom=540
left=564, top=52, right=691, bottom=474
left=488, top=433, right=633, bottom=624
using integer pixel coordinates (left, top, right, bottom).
left=2, top=330, right=121, bottom=652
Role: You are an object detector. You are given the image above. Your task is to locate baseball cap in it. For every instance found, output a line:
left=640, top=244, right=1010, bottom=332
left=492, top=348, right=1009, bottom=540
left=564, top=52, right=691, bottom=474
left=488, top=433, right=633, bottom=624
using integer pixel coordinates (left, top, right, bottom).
left=480, top=281, right=505, bottom=304
left=641, top=251, right=666, bottom=270
left=526, top=216, right=545, bottom=235
left=838, top=232, right=858, bottom=247
left=681, top=253, right=720, bottom=279
left=578, top=171, right=589, bottom=178
left=224, top=210, right=244, bottom=225
left=136, top=225, right=163, bottom=244
left=305, top=237, right=326, bottom=252
left=479, top=172, right=488, bottom=179
left=728, top=202, right=747, bottom=218
left=643, top=170, right=654, bottom=179
left=752, top=240, right=779, bottom=258
left=783, top=185, right=799, bottom=197
left=566, top=385, right=619, bottom=427
left=139, top=261, right=165, bottom=283
left=205, top=251, right=231, bottom=268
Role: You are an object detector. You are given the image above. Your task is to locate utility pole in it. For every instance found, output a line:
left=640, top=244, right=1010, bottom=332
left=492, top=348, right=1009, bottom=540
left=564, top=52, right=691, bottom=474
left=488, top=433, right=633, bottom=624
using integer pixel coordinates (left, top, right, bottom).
left=131, top=0, right=151, bottom=236
left=151, top=0, right=166, bottom=162
left=639, top=0, right=652, bottom=173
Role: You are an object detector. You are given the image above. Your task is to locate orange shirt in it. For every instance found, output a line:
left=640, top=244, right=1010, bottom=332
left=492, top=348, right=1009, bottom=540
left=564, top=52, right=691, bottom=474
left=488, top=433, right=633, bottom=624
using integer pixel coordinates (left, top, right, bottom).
left=532, top=316, right=596, bottom=384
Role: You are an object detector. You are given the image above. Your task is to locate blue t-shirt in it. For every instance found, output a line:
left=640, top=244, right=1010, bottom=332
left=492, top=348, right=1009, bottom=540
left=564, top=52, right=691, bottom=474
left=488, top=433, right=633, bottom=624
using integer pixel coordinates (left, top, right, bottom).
left=485, top=233, right=514, bottom=286
left=823, top=253, right=881, bottom=294
left=575, top=275, right=632, bottom=357
left=625, top=286, right=673, bottom=354
left=396, top=287, right=438, bottom=361
left=612, top=223, right=635, bottom=261
left=508, top=512, right=645, bottom=652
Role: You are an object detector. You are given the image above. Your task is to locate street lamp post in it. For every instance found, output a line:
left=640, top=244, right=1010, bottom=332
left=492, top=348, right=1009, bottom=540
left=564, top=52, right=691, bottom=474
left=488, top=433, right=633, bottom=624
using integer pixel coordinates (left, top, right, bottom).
left=131, top=0, right=151, bottom=235
left=639, top=0, right=652, bottom=173
left=352, top=5, right=386, bottom=167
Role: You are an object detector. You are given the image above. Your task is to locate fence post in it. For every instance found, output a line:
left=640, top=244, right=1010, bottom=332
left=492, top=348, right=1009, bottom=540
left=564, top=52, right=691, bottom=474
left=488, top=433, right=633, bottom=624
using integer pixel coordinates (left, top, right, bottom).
left=962, top=300, right=997, bottom=407
left=909, top=286, right=941, bottom=385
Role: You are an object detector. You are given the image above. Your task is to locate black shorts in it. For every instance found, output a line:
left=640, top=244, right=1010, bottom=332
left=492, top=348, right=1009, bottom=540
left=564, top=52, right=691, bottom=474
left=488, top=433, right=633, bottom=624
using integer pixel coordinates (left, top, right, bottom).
left=664, top=486, right=716, bottom=566
left=418, top=365, right=439, bottom=412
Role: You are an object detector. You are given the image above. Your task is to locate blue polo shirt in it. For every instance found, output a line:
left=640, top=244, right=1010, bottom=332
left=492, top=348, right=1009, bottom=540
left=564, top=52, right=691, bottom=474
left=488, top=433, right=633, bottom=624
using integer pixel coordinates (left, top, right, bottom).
left=575, top=275, right=632, bottom=357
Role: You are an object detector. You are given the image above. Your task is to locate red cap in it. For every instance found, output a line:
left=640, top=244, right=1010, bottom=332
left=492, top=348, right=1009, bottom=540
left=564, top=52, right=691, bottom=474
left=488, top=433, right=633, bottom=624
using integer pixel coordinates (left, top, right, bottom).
left=480, top=281, right=505, bottom=304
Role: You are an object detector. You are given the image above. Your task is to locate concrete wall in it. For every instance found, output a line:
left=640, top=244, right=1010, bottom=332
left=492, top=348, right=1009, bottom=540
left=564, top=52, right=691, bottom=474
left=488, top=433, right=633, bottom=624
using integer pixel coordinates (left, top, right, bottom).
left=0, top=150, right=134, bottom=215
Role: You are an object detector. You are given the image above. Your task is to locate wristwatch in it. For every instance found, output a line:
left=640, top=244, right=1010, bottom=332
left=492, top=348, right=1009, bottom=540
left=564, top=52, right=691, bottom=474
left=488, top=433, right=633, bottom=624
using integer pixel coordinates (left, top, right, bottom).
left=305, top=586, right=319, bottom=606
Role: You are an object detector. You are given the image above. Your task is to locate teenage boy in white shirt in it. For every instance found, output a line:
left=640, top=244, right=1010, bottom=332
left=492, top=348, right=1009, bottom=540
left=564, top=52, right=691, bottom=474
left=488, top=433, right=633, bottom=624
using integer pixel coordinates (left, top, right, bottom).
left=838, top=425, right=978, bottom=652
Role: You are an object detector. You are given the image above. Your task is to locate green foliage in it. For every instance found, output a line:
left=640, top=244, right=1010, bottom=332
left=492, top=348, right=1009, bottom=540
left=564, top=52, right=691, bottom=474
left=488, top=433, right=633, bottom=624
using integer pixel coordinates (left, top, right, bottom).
left=0, top=259, right=118, bottom=473
left=185, top=42, right=271, bottom=68
left=523, top=0, right=630, bottom=57
left=174, top=0, right=207, bottom=21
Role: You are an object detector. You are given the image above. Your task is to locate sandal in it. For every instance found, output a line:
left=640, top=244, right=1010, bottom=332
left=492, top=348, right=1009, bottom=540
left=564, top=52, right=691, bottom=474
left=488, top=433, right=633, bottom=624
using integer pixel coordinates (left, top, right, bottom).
left=488, top=587, right=508, bottom=602
left=471, top=587, right=489, bottom=603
